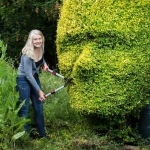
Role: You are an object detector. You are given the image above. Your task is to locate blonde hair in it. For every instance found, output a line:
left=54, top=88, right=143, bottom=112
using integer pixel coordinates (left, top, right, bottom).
left=22, top=29, right=45, bottom=59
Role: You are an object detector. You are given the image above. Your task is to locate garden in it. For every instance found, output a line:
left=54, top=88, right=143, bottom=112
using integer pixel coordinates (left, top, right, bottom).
left=0, top=0, right=150, bottom=149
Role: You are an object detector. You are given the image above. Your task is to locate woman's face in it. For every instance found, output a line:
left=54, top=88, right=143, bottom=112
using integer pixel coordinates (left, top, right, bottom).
left=32, top=34, right=43, bottom=48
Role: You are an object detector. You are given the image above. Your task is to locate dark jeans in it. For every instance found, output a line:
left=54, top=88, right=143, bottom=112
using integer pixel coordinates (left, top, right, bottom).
left=16, top=75, right=46, bottom=137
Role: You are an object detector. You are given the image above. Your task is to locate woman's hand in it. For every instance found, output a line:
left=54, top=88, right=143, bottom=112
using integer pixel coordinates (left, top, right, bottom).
left=39, top=90, right=46, bottom=101
left=42, top=64, right=49, bottom=72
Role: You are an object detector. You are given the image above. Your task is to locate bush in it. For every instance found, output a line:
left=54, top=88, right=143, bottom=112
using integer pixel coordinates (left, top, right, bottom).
left=56, top=0, right=150, bottom=142
left=0, top=40, right=28, bottom=150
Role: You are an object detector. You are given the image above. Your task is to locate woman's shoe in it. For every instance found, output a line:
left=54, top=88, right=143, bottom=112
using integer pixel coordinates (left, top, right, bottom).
left=40, top=136, right=50, bottom=141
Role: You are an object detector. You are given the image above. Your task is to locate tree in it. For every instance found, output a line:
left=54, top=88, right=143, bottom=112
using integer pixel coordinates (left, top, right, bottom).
left=0, top=0, right=61, bottom=67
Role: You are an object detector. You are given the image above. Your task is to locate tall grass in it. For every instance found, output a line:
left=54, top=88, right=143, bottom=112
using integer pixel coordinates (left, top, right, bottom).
left=0, top=40, right=29, bottom=150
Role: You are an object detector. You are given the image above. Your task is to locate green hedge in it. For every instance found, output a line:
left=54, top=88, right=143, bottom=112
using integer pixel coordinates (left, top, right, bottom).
left=56, top=0, right=150, bottom=125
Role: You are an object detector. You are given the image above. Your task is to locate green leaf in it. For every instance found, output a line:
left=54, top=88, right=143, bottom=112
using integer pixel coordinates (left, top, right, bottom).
left=12, top=131, right=25, bottom=141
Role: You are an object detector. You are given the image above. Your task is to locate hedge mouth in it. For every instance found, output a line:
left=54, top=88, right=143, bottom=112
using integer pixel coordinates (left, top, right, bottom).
left=61, top=31, right=133, bottom=50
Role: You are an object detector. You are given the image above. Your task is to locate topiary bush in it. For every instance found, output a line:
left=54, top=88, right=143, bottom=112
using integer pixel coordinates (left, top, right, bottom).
left=56, top=0, right=150, bottom=142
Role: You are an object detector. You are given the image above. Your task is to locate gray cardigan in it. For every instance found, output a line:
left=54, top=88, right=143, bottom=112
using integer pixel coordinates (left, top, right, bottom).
left=17, top=53, right=46, bottom=92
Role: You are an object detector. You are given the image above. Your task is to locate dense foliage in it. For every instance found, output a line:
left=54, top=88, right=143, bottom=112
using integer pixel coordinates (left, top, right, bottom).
left=56, top=0, right=150, bottom=141
left=0, top=40, right=29, bottom=150
left=0, top=0, right=60, bottom=67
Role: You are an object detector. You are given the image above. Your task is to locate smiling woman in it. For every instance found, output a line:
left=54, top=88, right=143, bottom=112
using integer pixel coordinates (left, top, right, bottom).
left=16, top=29, right=50, bottom=140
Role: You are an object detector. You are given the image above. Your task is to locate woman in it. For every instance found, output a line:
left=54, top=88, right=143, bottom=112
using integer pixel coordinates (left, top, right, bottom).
left=16, top=29, right=49, bottom=139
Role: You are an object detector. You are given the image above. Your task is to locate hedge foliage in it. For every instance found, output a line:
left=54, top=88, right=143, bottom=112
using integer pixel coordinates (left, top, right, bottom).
left=56, top=0, right=150, bottom=123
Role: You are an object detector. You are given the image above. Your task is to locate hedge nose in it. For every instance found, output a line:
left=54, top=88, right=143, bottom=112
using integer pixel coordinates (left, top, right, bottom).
left=56, top=0, right=150, bottom=119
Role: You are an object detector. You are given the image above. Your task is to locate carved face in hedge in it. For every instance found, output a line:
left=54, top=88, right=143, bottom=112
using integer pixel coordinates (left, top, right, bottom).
left=56, top=0, right=150, bottom=117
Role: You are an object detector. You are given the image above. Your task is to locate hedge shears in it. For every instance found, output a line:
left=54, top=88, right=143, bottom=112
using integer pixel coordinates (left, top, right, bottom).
left=43, top=67, right=72, bottom=98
